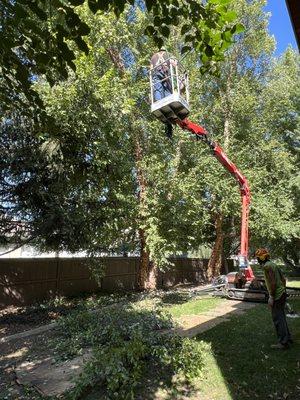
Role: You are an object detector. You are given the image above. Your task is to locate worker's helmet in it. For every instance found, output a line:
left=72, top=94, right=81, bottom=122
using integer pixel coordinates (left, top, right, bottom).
left=255, top=248, right=270, bottom=261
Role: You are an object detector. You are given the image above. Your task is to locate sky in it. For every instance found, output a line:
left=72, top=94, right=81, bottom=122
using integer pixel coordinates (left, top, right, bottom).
left=264, top=0, right=298, bottom=55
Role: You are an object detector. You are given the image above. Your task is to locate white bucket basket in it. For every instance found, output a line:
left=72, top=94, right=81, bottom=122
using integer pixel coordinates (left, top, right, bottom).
left=150, top=57, right=190, bottom=123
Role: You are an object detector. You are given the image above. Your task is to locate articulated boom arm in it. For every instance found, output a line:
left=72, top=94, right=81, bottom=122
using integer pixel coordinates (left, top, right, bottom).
left=176, top=118, right=254, bottom=279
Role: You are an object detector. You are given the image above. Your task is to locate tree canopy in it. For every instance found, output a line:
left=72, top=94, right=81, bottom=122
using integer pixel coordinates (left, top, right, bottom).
left=1, top=0, right=299, bottom=284
left=0, top=0, right=241, bottom=117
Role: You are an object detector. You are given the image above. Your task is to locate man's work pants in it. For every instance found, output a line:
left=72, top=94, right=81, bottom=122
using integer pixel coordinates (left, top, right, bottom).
left=271, top=293, right=292, bottom=345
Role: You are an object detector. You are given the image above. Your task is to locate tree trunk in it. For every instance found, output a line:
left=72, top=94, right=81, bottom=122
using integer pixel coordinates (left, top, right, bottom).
left=137, top=227, right=157, bottom=290
left=135, top=132, right=157, bottom=290
left=221, top=251, right=229, bottom=275
left=207, top=213, right=224, bottom=279
left=104, top=46, right=157, bottom=289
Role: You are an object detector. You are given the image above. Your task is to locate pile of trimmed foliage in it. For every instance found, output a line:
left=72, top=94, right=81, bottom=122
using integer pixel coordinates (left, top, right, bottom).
left=54, top=304, right=206, bottom=399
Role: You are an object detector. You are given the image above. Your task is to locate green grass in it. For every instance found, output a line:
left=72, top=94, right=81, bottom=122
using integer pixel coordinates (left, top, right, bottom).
left=287, top=278, right=300, bottom=288
left=195, top=298, right=300, bottom=400
left=168, top=296, right=222, bottom=318
left=6, top=288, right=299, bottom=400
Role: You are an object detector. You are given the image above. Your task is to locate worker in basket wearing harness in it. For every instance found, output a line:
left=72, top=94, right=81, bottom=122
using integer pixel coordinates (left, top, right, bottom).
left=150, top=49, right=173, bottom=138
left=255, top=248, right=293, bottom=349
left=150, top=49, right=172, bottom=100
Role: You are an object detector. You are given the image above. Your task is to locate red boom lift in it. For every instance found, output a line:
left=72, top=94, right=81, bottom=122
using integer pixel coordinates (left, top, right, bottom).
left=150, top=54, right=269, bottom=301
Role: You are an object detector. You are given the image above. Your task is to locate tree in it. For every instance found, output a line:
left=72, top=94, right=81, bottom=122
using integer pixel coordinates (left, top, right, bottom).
left=1, top=0, right=298, bottom=288
left=0, top=4, right=220, bottom=287
left=1, top=6, right=151, bottom=287
left=0, top=0, right=241, bottom=117
left=179, top=0, right=300, bottom=276
left=258, top=48, right=300, bottom=269
left=135, top=0, right=299, bottom=278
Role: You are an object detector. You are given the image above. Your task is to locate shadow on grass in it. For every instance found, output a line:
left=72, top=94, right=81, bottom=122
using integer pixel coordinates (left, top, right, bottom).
left=195, top=299, right=300, bottom=400
left=0, top=291, right=134, bottom=332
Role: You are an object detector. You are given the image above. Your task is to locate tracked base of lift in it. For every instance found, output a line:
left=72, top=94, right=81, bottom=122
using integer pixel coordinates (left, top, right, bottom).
left=213, top=287, right=268, bottom=302
left=213, top=285, right=268, bottom=302
left=225, top=288, right=268, bottom=302
left=151, top=93, right=190, bottom=123
left=212, top=273, right=269, bottom=303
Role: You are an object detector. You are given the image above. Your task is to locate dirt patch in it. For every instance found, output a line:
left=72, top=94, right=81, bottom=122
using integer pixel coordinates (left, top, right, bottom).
left=0, top=304, right=77, bottom=339
left=0, top=329, right=59, bottom=399
left=15, top=350, right=93, bottom=397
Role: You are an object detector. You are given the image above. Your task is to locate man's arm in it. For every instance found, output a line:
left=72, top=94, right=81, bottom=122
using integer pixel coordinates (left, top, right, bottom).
left=278, top=267, right=286, bottom=287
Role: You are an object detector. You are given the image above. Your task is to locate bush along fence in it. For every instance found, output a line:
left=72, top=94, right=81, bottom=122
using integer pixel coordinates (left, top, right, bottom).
left=0, top=257, right=234, bottom=306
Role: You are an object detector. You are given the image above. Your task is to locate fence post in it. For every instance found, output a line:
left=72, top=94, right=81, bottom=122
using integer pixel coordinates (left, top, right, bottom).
left=55, top=253, right=60, bottom=296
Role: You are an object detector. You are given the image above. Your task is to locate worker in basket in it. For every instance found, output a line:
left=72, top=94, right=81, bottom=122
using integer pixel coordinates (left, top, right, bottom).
left=150, top=48, right=172, bottom=101
left=255, top=248, right=293, bottom=349
left=150, top=49, right=173, bottom=138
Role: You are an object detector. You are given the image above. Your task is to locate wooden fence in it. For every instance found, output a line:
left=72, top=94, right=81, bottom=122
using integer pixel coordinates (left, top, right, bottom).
left=0, top=257, right=233, bottom=306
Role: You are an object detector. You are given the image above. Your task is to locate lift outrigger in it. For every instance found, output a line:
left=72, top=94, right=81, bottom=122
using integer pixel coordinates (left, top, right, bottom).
left=149, top=54, right=297, bottom=302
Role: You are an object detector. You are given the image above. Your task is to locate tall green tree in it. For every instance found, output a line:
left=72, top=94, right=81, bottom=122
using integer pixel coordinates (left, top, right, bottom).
left=173, top=0, right=300, bottom=275
left=136, top=0, right=299, bottom=277
left=258, top=48, right=300, bottom=269
left=0, top=4, right=220, bottom=286
left=0, top=0, right=240, bottom=118
left=1, top=0, right=299, bottom=288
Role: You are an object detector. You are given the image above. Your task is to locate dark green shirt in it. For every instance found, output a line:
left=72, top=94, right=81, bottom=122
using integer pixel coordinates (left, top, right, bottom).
left=263, top=261, right=285, bottom=300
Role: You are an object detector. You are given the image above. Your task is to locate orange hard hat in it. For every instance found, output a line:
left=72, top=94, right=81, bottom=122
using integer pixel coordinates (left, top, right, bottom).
left=255, top=248, right=270, bottom=261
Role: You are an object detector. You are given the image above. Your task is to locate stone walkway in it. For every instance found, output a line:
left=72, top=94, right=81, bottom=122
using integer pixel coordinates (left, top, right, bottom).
left=16, top=350, right=93, bottom=397
left=0, top=322, right=57, bottom=344
left=174, top=299, right=257, bottom=337
left=13, top=299, right=258, bottom=397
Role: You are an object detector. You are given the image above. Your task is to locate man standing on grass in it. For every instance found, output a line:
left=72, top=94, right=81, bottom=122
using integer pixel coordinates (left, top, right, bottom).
left=255, top=248, right=292, bottom=349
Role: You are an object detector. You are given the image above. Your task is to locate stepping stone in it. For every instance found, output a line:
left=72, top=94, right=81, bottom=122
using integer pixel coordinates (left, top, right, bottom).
left=176, top=314, right=229, bottom=335
left=175, top=315, right=231, bottom=337
left=173, top=300, right=258, bottom=337
left=15, top=350, right=92, bottom=397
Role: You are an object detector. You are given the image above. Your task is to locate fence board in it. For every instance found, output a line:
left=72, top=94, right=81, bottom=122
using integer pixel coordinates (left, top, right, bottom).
left=0, top=257, right=223, bottom=306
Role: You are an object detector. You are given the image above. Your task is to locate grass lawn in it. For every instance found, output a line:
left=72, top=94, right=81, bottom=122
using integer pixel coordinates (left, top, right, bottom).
left=66, top=294, right=300, bottom=400
left=1, top=290, right=299, bottom=400
left=287, top=278, right=300, bottom=288
left=195, top=298, right=300, bottom=400
left=168, top=296, right=222, bottom=318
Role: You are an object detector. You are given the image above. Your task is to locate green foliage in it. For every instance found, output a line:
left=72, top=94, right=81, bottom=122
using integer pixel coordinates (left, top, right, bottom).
left=141, top=0, right=241, bottom=74
left=180, top=0, right=300, bottom=260
left=1, top=0, right=299, bottom=272
left=255, top=47, right=300, bottom=265
left=0, top=0, right=89, bottom=116
left=0, top=0, right=239, bottom=118
left=84, top=257, right=107, bottom=286
left=54, top=304, right=205, bottom=399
